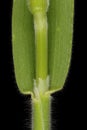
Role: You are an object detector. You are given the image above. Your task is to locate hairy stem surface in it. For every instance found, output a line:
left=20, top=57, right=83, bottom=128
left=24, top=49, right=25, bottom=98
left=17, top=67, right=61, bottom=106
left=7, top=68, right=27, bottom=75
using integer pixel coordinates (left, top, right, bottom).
left=32, top=92, right=51, bottom=130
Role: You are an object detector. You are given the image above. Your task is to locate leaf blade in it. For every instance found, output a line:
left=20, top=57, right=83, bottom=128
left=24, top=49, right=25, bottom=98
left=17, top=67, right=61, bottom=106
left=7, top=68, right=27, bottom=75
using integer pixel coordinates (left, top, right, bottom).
left=48, top=0, right=74, bottom=92
left=12, top=0, right=35, bottom=94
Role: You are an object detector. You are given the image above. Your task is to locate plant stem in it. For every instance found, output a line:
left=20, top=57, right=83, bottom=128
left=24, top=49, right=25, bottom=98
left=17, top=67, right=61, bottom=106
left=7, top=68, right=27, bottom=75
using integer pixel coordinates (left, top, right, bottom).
left=34, top=12, right=48, bottom=93
left=32, top=7, right=51, bottom=130
left=28, top=1, right=50, bottom=130
left=32, top=92, right=51, bottom=130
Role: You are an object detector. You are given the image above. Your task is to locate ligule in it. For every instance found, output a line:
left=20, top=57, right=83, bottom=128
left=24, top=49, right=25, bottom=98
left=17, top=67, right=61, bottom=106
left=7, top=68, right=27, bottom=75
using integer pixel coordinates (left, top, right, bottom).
left=27, top=0, right=50, bottom=14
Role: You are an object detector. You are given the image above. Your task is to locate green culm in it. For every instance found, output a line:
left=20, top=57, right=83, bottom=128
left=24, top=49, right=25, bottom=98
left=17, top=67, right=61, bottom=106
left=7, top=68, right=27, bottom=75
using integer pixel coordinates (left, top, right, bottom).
left=12, top=0, right=74, bottom=130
